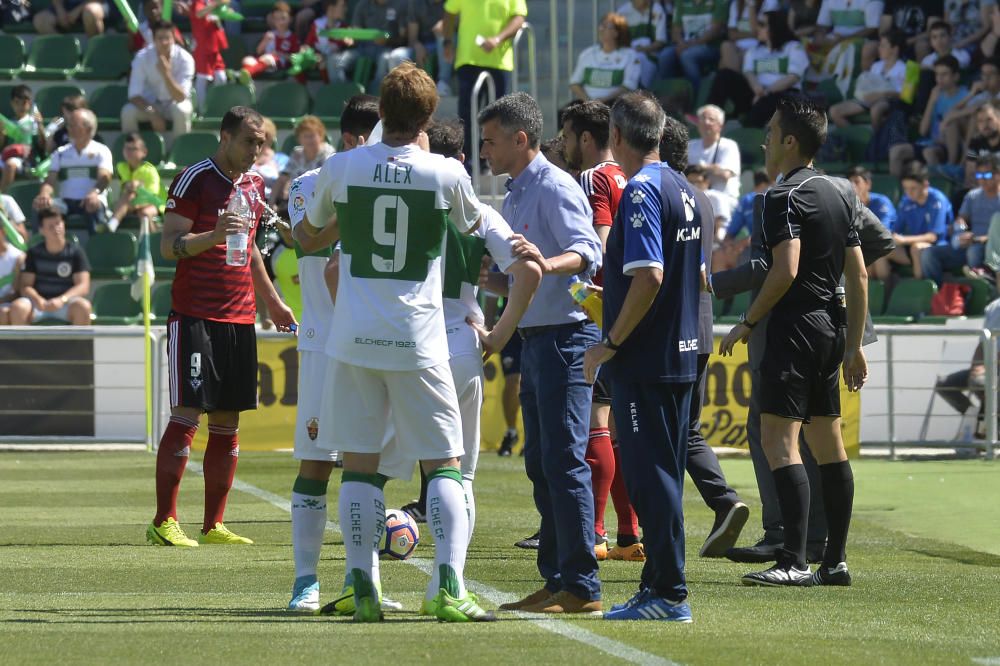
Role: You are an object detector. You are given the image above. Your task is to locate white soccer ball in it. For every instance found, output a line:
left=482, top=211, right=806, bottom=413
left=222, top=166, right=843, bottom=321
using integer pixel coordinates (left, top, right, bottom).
left=381, top=509, right=419, bottom=560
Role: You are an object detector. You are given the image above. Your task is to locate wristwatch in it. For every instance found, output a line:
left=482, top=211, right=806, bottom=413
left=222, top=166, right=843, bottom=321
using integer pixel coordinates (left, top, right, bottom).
left=739, top=313, right=756, bottom=329
left=602, top=334, right=620, bottom=351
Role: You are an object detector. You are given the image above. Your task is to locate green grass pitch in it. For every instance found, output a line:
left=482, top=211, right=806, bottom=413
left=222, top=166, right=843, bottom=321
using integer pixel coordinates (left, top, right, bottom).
left=1, top=451, right=998, bottom=665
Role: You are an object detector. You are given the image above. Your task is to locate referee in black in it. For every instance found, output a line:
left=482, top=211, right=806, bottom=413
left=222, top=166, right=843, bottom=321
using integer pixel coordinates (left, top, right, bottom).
left=719, top=95, right=869, bottom=587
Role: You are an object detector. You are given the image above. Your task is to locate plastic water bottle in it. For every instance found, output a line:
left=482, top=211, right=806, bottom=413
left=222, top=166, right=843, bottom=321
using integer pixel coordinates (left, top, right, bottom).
left=568, top=276, right=603, bottom=328
left=225, top=187, right=250, bottom=267
left=44, top=115, right=64, bottom=137
left=952, top=219, right=968, bottom=250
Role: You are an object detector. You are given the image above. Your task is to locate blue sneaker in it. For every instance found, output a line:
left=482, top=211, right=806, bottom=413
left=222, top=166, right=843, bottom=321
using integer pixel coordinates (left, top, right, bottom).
left=288, top=575, right=320, bottom=612
left=609, top=587, right=650, bottom=613
left=604, top=593, right=692, bottom=622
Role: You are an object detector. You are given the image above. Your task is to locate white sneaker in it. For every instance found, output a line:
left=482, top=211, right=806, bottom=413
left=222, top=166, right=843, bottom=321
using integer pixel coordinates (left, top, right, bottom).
left=436, top=80, right=453, bottom=96
left=381, top=595, right=403, bottom=611
left=288, top=577, right=320, bottom=612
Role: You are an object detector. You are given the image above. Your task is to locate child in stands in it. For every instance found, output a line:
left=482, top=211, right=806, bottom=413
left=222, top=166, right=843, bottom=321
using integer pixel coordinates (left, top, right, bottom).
left=242, top=2, right=300, bottom=78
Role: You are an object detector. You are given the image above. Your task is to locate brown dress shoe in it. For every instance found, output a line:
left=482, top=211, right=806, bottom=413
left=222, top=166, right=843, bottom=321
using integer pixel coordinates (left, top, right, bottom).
left=520, top=590, right=602, bottom=615
left=498, top=587, right=550, bottom=611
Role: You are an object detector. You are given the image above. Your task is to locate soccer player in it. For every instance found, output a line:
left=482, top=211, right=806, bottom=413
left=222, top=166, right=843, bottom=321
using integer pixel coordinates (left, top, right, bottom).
left=285, top=95, right=380, bottom=612
left=583, top=91, right=702, bottom=622
left=147, top=106, right=297, bottom=548
left=300, top=63, right=493, bottom=622
left=560, top=99, right=643, bottom=562
left=720, top=95, right=868, bottom=586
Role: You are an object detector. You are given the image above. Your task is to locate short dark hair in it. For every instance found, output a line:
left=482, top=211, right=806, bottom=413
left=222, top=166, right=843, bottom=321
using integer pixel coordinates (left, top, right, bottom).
left=557, top=99, right=585, bottom=129
left=883, top=28, right=907, bottom=53
left=929, top=20, right=952, bottom=35
left=340, top=94, right=380, bottom=138
left=775, top=94, right=827, bottom=160
left=753, top=169, right=771, bottom=187
left=845, top=165, right=872, bottom=182
left=37, top=207, right=63, bottom=225
left=220, top=106, right=264, bottom=136
left=426, top=118, right=465, bottom=159
left=123, top=131, right=146, bottom=148
left=610, top=91, right=665, bottom=154
left=901, top=160, right=929, bottom=184
left=540, top=135, right=565, bottom=160
left=11, top=84, right=31, bottom=101
left=61, top=94, right=87, bottom=113
left=562, top=100, right=611, bottom=150
left=975, top=152, right=1000, bottom=171
left=684, top=164, right=707, bottom=178
left=934, top=54, right=961, bottom=75
left=659, top=114, right=689, bottom=170
left=478, top=92, right=543, bottom=149
left=150, top=19, right=176, bottom=35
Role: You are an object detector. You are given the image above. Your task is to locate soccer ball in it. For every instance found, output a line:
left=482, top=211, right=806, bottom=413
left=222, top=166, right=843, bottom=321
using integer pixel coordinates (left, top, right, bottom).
left=381, top=509, right=419, bottom=560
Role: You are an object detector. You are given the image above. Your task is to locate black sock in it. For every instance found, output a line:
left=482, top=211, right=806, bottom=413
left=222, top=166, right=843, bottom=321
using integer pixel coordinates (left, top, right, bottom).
left=772, top=464, right=810, bottom=569
left=617, top=533, right=639, bottom=547
left=417, top=465, right=428, bottom=511
left=819, top=460, right=854, bottom=568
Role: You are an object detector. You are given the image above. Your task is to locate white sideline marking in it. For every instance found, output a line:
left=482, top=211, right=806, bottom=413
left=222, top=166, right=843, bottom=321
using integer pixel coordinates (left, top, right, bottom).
left=973, top=658, right=1000, bottom=665
left=189, top=463, right=680, bottom=666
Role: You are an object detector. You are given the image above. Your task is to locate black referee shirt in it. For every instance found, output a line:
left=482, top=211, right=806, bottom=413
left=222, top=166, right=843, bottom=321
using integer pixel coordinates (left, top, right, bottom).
left=761, top=166, right=860, bottom=315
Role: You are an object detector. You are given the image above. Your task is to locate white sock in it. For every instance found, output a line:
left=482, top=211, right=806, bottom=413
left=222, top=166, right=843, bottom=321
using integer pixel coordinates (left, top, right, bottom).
left=290, top=477, right=328, bottom=580
left=337, top=476, right=385, bottom=594
left=425, top=468, right=468, bottom=601
left=463, top=478, right=475, bottom=542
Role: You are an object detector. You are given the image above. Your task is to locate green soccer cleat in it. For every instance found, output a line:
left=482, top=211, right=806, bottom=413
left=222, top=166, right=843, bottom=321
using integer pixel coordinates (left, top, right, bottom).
left=433, top=589, right=496, bottom=623
left=198, top=522, right=253, bottom=545
left=146, top=517, right=198, bottom=547
left=317, top=576, right=401, bottom=616
left=349, top=569, right=383, bottom=623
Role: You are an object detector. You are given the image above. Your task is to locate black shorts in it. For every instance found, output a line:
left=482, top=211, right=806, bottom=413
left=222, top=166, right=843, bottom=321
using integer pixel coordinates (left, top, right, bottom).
left=757, top=310, right=844, bottom=422
left=167, top=312, right=258, bottom=412
left=500, top=333, right=522, bottom=376
left=592, top=369, right=612, bottom=405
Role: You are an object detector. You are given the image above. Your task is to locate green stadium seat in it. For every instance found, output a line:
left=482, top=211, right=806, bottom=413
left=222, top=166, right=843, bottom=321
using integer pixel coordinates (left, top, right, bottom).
left=353, top=55, right=374, bottom=87
left=711, top=294, right=726, bottom=318
left=91, top=282, right=142, bottom=325
left=194, top=84, right=254, bottom=128
left=868, top=279, right=885, bottom=316
left=256, top=80, right=310, bottom=128
left=929, top=175, right=952, bottom=197
left=76, top=33, right=131, bottom=80
left=718, top=290, right=751, bottom=324
left=166, top=132, right=220, bottom=168
left=6, top=180, right=41, bottom=218
left=312, top=81, right=364, bottom=127
left=651, top=77, right=693, bottom=113
left=696, top=72, right=714, bottom=110
left=874, top=278, right=937, bottom=324
left=955, top=277, right=993, bottom=316
left=816, top=77, right=844, bottom=106
left=22, top=35, right=81, bottom=80
left=152, top=281, right=173, bottom=320
left=870, top=173, right=900, bottom=204
left=832, top=124, right=873, bottom=163
left=221, top=38, right=249, bottom=71
left=89, top=84, right=129, bottom=131
left=727, top=127, right=766, bottom=167
left=149, top=231, right=177, bottom=277
left=0, top=35, right=25, bottom=79
left=34, top=84, right=85, bottom=119
left=85, top=231, right=138, bottom=280
left=112, top=130, right=166, bottom=167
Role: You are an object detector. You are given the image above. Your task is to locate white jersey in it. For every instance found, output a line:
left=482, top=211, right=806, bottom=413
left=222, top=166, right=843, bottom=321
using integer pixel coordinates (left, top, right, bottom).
left=307, top=142, right=481, bottom=371
left=288, top=167, right=334, bottom=353
left=50, top=140, right=114, bottom=203
left=444, top=204, right=517, bottom=360
left=616, top=1, right=668, bottom=47
left=570, top=45, right=642, bottom=100
left=727, top=0, right=780, bottom=50
left=817, top=0, right=882, bottom=36
left=743, top=40, right=810, bottom=89
left=688, top=136, right=742, bottom=200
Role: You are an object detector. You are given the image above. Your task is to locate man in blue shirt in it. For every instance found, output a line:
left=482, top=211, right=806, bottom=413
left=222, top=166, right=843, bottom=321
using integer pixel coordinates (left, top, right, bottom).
left=583, top=91, right=701, bottom=622
left=478, top=92, right=605, bottom=615
left=871, top=161, right=952, bottom=281
left=719, top=170, right=772, bottom=271
left=846, top=165, right=897, bottom=232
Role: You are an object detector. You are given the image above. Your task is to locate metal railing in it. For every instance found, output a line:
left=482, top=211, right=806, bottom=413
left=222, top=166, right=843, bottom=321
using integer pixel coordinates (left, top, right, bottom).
left=512, top=23, right=538, bottom=101
left=470, top=70, right=498, bottom=199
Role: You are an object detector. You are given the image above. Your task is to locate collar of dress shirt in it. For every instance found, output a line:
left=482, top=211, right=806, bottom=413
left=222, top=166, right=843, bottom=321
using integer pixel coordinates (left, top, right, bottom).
left=506, top=151, right=547, bottom=193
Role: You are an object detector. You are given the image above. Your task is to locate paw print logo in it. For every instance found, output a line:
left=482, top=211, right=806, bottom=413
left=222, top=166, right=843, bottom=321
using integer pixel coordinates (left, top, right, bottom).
left=630, top=189, right=645, bottom=204
left=630, top=212, right=645, bottom=228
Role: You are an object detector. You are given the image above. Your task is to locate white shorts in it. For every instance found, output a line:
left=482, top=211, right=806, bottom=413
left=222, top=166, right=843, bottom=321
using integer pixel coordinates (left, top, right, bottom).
left=294, top=350, right=338, bottom=461
left=375, top=353, right=483, bottom=482
left=320, top=357, right=464, bottom=464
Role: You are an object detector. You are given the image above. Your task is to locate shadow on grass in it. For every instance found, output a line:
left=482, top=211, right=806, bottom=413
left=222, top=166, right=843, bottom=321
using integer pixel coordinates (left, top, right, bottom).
left=905, top=544, right=1000, bottom=568
left=5, top=607, right=529, bottom=624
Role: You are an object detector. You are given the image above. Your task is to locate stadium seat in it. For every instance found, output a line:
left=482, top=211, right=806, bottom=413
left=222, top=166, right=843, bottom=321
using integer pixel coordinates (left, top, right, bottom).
left=353, top=56, right=374, bottom=87
left=152, top=281, right=173, bottom=320
left=221, top=38, right=249, bottom=71
left=875, top=278, right=937, bottom=324
left=870, top=173, right=901, bottom=204
left=695, top=72, right=714, bottom=110
left=868, top=279, right=885, bottom=316
left=194, top=84, right=254, bottom=128
left=718, top=290, right=751, bottom=324
left=167, top=132, right=220, bottom=168
left=149, top=231, right=177, bottom=277
left=76, top=33, right=131, bottom=80
left=956, top=277, right=993, bottom=316
left=651, top=77, right=693, bottom=114
left=89, top=84, right=129, bottom=131
left=727, top=127, right=765, bottom=167
left=312, top=81, right=364, bottom=127
left=833, top=125, right=873, bottom=163
left=112, top=130, right=166, bottom=167
left=85, top=231, right=138, bottom=280
left=6, top=180, right=41, bottom=217
left=34, top=84, right=85, bottom=119
left=91, top=282, right=142, bottom=325
left=929, top=175, right=952, bottom=197
left=0, top=34, right=25, bottom=79
left=22, top=35, right=81, bottom=80
left=256, top=81, right=310, bottom=128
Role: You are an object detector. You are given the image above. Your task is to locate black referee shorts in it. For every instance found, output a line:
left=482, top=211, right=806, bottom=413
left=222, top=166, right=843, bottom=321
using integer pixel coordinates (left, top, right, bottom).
left=757, top=310, right=845, bottom=423
left=167, top=312, right=259, bottom=413
left=592, top=368, right=612, bottom=405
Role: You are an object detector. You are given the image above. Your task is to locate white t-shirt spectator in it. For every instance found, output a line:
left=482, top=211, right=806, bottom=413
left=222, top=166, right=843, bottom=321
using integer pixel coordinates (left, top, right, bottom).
left=921, top=48, right=972, bottom=69
left=50, top=140, right=114, bottom=203
left=0, top=244, right=23, bottom=300
left=2, top=194, right=25, bottom=227
left=128, top=43, right=195, bottom=104
left=871, top=58, right=908, bottom=92
left=818, top=0, right=883, bottom=36
left=688, top=136, right=742, bottom=200
left=743, top=40, right=810, bottom=88
left=728, top=0, right=781, bottom=50
left=570, top=45, right=642, bottom=99
left=617, top=0, right=668, bottom=48
left=705, top=188, right=734, bottom=238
